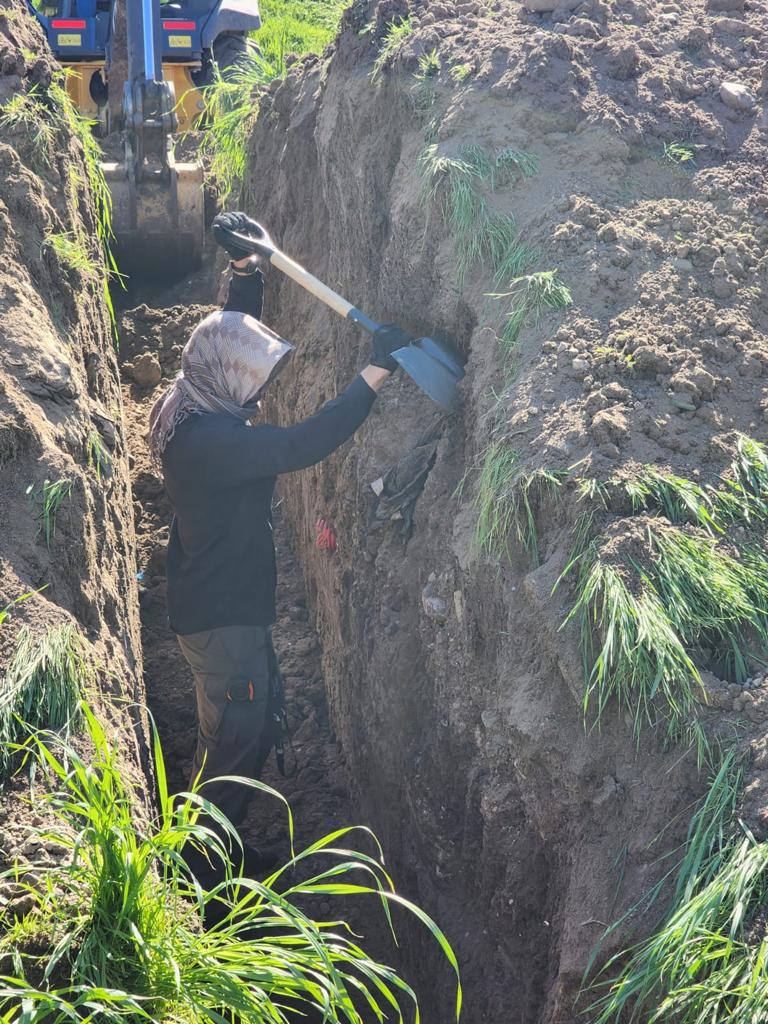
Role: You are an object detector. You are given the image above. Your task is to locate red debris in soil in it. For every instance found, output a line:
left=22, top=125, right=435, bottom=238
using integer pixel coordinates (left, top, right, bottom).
left=315, top=518, right=337, bottom=552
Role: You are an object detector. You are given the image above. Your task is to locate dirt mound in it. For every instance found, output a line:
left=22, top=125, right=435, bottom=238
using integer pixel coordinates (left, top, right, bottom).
left=239, top=0, right=768, bottom=1019
left=0, top=1, right=146, bottom=881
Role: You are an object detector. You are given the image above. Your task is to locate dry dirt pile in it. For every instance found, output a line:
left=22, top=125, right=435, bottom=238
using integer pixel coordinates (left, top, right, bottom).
left=239, top=0, right=768, bottom=1020
left=0, top=0, right=145, bottom=894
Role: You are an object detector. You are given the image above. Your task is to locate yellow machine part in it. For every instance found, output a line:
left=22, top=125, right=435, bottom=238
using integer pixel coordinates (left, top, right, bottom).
left=63, top=61, right=205, bottom=133
left=64, top=61, right=105, bottom=121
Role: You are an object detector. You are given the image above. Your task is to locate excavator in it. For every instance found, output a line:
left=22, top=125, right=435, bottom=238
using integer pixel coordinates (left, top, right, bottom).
left=28, top=1, right=261, bottom=273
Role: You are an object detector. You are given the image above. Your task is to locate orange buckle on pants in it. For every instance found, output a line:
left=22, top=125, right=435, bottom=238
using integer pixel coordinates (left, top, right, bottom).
left=226, top=680, right=255, bottom=702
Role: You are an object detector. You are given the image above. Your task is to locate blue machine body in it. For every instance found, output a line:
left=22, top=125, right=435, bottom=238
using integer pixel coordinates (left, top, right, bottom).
left=28, top=1, right=260, bottom=65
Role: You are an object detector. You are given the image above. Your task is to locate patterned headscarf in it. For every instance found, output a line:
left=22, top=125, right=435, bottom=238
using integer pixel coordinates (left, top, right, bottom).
left=148, top=310, right=294, bottom=459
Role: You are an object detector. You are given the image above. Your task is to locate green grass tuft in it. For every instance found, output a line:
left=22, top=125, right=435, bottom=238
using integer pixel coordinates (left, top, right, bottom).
left=0, top=624, right=87, bottom=778
left=589, top=752, right=768, bottom=1024
left=419, top=143, right=538, bottom=285
left=449, top=62, right=473, bottom=84
left=252, top=0, right=344, bottom=73
left=663, top=140, right=697, bottom=166
left=473, top=445, right=565, bottom=563
left=491, top=270, right=573, bottom=353
left=43, top=231, right=100, bottom=280
left=85, top=430, right=112, bottom=481
left=0, top=701, right=462, bottom=1022
left=200, top=53, right=275, bottom=201
left=473, top=442, right=520, bottom=557
left=564, top=547, right=704, bottom=749
left=26, top=478, right=73, bottom=548
left=0, top=87, right=56, bottom=170
left=371, top=16, right=414, bottom=81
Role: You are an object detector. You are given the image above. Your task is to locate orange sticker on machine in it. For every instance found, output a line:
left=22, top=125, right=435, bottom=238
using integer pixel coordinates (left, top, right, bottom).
left=57, top=33, right=82, bottom=45
left=168, top=34, right=192, bottom=47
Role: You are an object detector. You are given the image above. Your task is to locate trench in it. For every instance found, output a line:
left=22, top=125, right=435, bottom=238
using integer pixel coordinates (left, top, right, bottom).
left=115, top=258, right=405, bottom=992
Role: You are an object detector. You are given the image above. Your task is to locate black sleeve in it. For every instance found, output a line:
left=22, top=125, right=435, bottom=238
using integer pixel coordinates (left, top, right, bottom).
left=223, top=269, right=264, bottom=320
left=203, top=375, right=377, bottom=487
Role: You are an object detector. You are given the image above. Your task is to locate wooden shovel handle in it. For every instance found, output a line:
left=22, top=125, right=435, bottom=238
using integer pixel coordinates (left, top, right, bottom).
left=269, top=250, right=354, bottom=320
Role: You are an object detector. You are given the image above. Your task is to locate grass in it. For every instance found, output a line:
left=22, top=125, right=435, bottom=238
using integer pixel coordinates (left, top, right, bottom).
left=663, top=140, right=697, bottom=166
left=200, top=53, right=278, bottom=201
left=472, top=443, right=566, bottom=562
left=27, top=478, right=73, bottom=548
left=0, top=702, right=462, bottom=1023
left=419, top=143, right=538, bottom=285
left=0, top=624, right=87, bottom=778
left=43, top=232, right=101, bottom=281
left=203, top=0, right=347, bottom=199
left=0, top=88, right=56, bottom=171
left=473, top=442, right=520, bottom=557
left=588, top=750, right=768, bottom=1024
left=371, top=16, right=414, bottom=81
left=85, top=430, right=112, bottom=481
left=0, top=72, right=119, bottom=328
left=559, top=438, right=768, bottom=749
left=252, top=0, right=346, bottom=72
left=491, top=270, right=572, bottom=353
left=449, top=63, right=473, bottom=84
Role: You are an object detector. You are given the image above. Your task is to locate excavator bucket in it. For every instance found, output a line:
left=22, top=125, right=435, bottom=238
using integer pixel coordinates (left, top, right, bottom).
left=103, top=149, right=204, bottom=276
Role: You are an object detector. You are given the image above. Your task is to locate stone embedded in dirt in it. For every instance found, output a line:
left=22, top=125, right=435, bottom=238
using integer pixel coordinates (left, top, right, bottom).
left=706, top=0, right=744, bottom=10
left=127, top=353, right=163, bottom=388
left=719, top=80, right=756, bottom=112
left=522, top=0, right=580, bottom=10
left=714, top=16, right=760, bottom=35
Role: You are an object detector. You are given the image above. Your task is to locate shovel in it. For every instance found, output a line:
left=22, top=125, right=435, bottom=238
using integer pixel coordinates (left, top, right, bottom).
left=222, top=222, right=465, bottom=411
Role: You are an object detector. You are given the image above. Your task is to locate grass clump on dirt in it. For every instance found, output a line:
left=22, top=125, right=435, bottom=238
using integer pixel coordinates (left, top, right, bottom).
left=85, top=429, right=112, bottom=481
left=0, top=87, right=57, bottom=171
left=589, top=750, right=768, bottom=1024
left=0, top=702, right=461, bottom=1023
left=26, top=477, right=73, bottom=548
left=419, top=143, right=538, bottom=285
left=43, top=231, right=100, bottom=281
left=0, top=624, right=87, bottom=778
left=201, top=55, right=276, bottom=201
left=492, top=270, right=573, bottom=354
left=0, top=71, right=119, bottom=324
left=472, top=444, right=565, bottom=564
left=371, top=16, right=414, bottom=81
left=563, top=436, right=768, bottom=751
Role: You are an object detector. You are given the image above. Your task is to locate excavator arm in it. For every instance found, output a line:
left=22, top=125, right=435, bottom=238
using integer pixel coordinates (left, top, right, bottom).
left=102, top=0, right=204, bottom=274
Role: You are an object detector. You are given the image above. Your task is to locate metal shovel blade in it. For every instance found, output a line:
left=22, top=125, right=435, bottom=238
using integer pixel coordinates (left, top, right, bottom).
left=393, top=336, right=465, bottom=410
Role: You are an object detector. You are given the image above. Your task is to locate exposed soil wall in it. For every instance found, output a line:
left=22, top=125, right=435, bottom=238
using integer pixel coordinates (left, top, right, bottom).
left=242, top=1, right=768, bottom=1020
left=0, top=2, right=146, bottom=865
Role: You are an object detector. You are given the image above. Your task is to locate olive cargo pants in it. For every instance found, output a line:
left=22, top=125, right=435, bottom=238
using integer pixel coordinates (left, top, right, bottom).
left=177, top=624, right=277, bottom=828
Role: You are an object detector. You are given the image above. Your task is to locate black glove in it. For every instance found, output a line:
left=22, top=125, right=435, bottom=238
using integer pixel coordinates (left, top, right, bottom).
left=212, top=211, right=266, bottom=260
left=371, top=323, right=411, bottom=373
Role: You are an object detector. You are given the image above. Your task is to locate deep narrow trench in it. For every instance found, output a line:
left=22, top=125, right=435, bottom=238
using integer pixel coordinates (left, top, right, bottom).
left=115, top=265, right=398, bottom=970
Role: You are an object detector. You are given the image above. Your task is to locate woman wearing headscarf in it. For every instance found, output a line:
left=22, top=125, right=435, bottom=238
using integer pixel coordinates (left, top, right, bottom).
left=149, top=212, right=408, bottom=881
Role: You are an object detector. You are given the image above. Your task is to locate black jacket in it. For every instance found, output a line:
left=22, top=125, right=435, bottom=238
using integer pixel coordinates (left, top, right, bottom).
left=162, top=270, right=376, bottom=635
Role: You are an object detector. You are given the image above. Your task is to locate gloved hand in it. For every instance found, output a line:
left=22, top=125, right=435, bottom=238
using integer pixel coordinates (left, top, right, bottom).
left=371, top=323, right=411, bottom=373
left=212, top=212, right=267, bottom=260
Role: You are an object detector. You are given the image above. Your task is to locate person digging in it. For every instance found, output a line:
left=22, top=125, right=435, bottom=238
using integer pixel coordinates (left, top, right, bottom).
left=148, top=212, right=408, bottom=888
